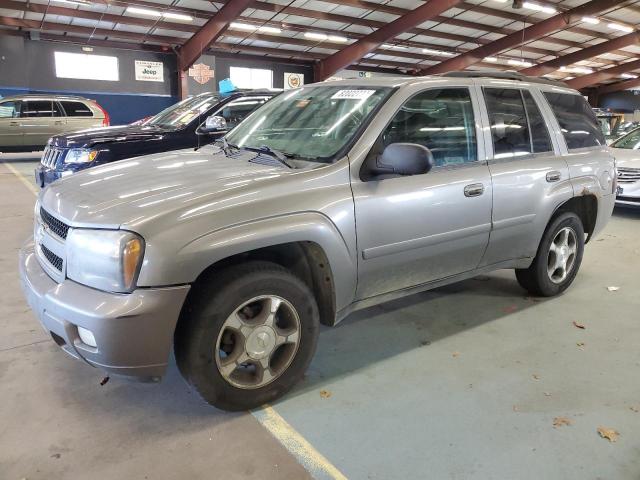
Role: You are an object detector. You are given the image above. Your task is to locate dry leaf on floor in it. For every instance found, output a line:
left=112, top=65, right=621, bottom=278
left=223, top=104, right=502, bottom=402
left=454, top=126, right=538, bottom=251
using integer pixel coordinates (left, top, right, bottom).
left=452, top=351, right=460, bottom=358
left=319, top=390, right=332, bottom=399
left=532, top=374, right=540, bottom=380
left=573, top=321, right=586, bottom=329
left=607, top=286, right=620, bottom=292
left=597, top=427, right=619, bottom=442
left=630, top=406, right=639, bottom=413
left=513, top=405, right=519, bottom=412
left=577, top=342, right=585, bottom=348
left=503, top=305, right=518, bottom=314
left=544, top=392, right=552, bottom=397
left=553, top=417, right=572, bottom=428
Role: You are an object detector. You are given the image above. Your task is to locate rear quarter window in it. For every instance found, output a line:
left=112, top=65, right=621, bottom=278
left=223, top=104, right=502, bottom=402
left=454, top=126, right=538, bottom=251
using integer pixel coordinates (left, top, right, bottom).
left=543, top=92, right=604, bottom=149
left=60, top=101, right=94, bottom=117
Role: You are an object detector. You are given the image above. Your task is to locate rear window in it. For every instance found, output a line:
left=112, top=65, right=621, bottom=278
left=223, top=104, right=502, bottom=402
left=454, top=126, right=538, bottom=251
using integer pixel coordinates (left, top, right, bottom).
left=543, top=92, right=604, bottom=149
left=61, top=101, right=93, bottom=117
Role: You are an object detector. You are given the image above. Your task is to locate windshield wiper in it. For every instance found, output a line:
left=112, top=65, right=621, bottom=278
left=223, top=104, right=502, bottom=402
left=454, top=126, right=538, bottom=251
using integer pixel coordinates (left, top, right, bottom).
left=244, top=145, right=295, bottom=169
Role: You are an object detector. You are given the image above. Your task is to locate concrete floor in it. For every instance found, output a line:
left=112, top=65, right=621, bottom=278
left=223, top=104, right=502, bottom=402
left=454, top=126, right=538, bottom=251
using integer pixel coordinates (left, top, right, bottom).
left=2, top=153, right=639, bottom=479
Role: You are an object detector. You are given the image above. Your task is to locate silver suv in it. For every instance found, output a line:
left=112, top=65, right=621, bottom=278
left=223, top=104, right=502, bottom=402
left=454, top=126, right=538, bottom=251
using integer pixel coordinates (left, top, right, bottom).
left=0, top=94, right=108, bottom=152
left=19, top=73, right=616, bottom=410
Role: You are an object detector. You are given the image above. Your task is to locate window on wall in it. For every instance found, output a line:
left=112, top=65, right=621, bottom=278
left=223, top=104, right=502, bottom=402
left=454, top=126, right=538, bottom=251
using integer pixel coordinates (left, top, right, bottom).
left=54, top=52, right=119, bottom=81
left=229, top=67, right=273, bottom=89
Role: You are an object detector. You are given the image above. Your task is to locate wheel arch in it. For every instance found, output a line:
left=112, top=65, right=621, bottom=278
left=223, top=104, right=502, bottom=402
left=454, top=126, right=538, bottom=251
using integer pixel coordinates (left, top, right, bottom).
left=552, top=194, right=598, bottom=242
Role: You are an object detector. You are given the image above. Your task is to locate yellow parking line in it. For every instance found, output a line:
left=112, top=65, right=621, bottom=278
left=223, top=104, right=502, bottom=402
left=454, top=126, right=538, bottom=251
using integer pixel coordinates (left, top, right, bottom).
left=4, top=160, right=345, bottom=479
left=253, top=405, right=348, bottom=480
left=4, top=162, right=38, bottom=196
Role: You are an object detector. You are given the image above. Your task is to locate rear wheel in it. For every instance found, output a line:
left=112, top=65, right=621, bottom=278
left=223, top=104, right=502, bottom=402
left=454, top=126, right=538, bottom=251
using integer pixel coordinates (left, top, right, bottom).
left=175, top=261, right=319, bottom=411
left=515, top=212, right=585, bottom=297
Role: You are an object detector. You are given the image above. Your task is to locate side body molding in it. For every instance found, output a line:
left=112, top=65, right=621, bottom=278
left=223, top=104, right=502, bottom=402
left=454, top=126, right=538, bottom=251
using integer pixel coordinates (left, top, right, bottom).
left=137, top=212, right=358, bottom=314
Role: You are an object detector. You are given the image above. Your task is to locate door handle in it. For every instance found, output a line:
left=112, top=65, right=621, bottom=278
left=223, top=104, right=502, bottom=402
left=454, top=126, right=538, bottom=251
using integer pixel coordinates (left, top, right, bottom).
left=546, top=171, right=561, bottom=182
left=9, top=121, right=19, bottom=126
left=464, top=183, right=484, bottom=197
left=54, top=120, right=64, bottom=125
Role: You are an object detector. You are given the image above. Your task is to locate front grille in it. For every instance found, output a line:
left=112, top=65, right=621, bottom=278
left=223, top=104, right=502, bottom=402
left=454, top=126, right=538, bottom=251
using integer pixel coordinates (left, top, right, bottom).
left=41, top=244, right=63, bottom=271
left=40, top=207, right=69, bottom=240
left=617, top=167, right=640, bottom=184
left=41, top=146, right=66, bottom=169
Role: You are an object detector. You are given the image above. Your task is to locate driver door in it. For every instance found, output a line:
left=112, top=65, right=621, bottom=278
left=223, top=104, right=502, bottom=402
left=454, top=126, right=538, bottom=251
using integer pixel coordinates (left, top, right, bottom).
left=351, top=86, right=493, bottom=300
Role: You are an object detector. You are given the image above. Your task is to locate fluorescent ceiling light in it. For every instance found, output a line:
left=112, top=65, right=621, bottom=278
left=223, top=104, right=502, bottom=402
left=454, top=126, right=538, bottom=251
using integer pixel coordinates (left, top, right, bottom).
left=230, top=22, right=256, bottom=31
left=126, top=6, right=192, bottom=21
left=522, top=2, right=557, bottom=14
left=382, top=44, right=407, bottom=50
left=259, top=26, right=282, bottom=34
left=581, top=16, right=600, bottom=25
left=484, top=56, right=498, bottom=62
left=507, top=59, right=535, bottom=67
left=621, top=73, right=639, bottom=79
left=423, top=48, right=455, bottom=57
left=608, top=23, right=633, bottom=33
left=52, top=0, right=92, bottom=5
left=560, top=66, right=593, bottom=74
left=304, top=32, right=347, bottom=42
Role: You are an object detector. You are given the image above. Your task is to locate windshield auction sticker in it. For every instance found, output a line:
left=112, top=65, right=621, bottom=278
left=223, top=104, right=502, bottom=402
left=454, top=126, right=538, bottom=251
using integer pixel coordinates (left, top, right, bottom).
left=331, top=89, right=376, bottom=100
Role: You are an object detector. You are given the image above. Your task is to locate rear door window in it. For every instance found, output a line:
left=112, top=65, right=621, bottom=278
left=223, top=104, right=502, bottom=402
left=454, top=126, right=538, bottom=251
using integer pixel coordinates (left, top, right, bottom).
left=543, top=92, right=604, bottom=149
left=60, top=101, right=93, bottom=117
left=0, top=101, right=20, bottom=118
left=21, top=100, right=54, bottom=118
left=483, top=88, right=531, bottom=158
left=522, top=91, right=553, bottom=153
left=380, top=87, right=478, bottom=166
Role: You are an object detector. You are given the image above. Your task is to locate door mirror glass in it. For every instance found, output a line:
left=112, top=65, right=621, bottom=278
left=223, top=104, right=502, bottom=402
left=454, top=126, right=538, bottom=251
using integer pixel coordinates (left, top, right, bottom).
left=197, top=115, right=227, bottom=135
left=364, top=143, right=434, bottom=178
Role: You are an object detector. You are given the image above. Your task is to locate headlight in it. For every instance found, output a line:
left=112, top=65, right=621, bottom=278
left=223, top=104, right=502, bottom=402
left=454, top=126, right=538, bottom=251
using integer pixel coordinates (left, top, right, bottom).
left=66, top=229, right=144, bottom=293
left=64, top=148, right=98, bottom=164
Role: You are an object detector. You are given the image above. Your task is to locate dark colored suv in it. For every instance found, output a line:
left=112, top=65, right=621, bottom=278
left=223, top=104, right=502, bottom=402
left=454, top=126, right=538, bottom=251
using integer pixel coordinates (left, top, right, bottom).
left=34, top=89, right=277, bottom=187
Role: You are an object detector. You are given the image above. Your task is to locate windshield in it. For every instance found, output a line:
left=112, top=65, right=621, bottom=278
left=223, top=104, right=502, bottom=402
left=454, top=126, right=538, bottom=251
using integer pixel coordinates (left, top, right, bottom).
left=225, top=86, right=393, bottom=162
left=144, top=94, right=219, bottom=128
left=611, top=127, right=640, bottom=149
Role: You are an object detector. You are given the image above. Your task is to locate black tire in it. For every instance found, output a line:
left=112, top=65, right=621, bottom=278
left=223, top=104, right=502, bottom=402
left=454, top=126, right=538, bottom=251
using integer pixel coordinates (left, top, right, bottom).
left=515, top=212, right=585, bottom=297
left=175, top=261, right=320, bottom=411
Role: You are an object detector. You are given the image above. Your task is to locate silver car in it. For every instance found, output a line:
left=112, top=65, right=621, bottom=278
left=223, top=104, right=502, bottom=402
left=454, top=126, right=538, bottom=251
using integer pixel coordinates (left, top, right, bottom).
left=19, top=73, right=616, bottom=410
left=610, top=127, right=640, bottom=207
left=0, top=94, right=108, bottom=152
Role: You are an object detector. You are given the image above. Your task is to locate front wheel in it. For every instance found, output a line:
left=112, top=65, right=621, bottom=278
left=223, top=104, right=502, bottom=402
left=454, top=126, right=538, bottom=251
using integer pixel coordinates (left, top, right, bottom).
left=175, top=261, right=320, bottom=411
left=516, top=212, right=585, bottom=297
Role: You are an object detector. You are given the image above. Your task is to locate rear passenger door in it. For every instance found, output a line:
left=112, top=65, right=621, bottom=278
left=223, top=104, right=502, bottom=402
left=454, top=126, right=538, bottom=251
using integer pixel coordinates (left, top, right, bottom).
left=20, top=100, right=58, bottom=148
left=479, top=87, right=572, bottom=266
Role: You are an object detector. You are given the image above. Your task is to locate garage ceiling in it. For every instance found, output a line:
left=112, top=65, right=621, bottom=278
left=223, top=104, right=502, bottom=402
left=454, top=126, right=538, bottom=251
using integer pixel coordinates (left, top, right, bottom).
left=0, top=0, right=639, bottom=92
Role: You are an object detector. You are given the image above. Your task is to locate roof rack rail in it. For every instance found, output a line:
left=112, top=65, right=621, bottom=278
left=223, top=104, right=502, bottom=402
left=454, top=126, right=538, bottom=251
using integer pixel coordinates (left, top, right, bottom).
left=440, top=71, right=569, bottom=88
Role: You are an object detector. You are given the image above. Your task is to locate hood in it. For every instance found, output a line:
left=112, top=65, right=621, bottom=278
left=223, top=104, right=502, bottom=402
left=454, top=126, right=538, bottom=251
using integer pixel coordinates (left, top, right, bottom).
left=40, top=145, right=293, bottom=230
left=50, top=124, right=172, bottom=149
left=611, top=147, right=640, bottom=169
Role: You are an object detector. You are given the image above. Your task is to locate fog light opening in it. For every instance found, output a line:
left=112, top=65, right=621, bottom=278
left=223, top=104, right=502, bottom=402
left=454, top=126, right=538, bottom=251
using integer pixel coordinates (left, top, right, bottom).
left=77, top=326, right=97, bottom=347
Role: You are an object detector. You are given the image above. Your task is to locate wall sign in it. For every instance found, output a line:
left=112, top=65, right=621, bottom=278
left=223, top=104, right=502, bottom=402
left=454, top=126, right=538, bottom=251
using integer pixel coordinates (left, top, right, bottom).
left=188, top=63, right=214, bottom=85
left=135, top=60, right=164, bottom=82
left=284, top=72, right=304, bottom=90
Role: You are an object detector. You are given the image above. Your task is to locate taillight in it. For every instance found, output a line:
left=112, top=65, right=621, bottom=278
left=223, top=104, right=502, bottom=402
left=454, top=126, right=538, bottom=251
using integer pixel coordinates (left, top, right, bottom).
left=92, top=101, right=110, bottom=127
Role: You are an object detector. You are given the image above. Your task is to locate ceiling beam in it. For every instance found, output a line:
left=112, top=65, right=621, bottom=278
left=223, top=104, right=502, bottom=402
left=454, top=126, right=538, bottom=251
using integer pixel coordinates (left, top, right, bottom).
left=567, top=59, right=640, bottom=90
left=314, top=0, right=463, bottom=80
left=419, top=0, right=624, bottom=75
left=177, top=0, right=253, bottom=71
left=521, top=31, right=640, bottom=77
left=597, top=78, right=640, bottom=94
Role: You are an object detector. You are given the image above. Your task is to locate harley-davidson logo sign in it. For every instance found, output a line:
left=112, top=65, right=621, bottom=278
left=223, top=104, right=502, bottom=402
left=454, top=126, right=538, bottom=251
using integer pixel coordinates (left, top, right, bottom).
left=188, top=63, right=214, bottom=84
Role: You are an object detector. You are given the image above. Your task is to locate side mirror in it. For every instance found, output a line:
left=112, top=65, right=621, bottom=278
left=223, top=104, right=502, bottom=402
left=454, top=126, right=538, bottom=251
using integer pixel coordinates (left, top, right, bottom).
left=197, top=115, right=227, bottom=135
left=364, top=143, right=434, bottom=179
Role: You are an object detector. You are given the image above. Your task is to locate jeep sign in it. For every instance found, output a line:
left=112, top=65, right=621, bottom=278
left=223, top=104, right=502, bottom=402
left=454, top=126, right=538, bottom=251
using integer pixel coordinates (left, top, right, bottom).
left=135, top=60, right=164, bottom=82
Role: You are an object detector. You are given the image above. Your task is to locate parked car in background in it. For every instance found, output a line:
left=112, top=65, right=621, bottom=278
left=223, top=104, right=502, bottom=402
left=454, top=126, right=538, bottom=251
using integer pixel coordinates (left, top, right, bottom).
left=0, top=95, right=109, bottom=153
left=20, top=73, right=615, bottom=410
left=34, top=89, right=278, bottom=187
left=610, top=126, right=640, bottom=207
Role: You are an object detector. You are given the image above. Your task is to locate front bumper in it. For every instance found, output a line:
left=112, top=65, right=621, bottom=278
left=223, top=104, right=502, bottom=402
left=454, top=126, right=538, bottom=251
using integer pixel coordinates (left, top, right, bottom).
left=19, top=240, right=190, bottom=378
left=615, top=182, right=640, bottom=208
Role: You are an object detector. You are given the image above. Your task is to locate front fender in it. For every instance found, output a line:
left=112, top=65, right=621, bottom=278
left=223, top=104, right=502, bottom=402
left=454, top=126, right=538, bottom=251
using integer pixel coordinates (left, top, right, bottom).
left=137, top=212, right=357, bottom=312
